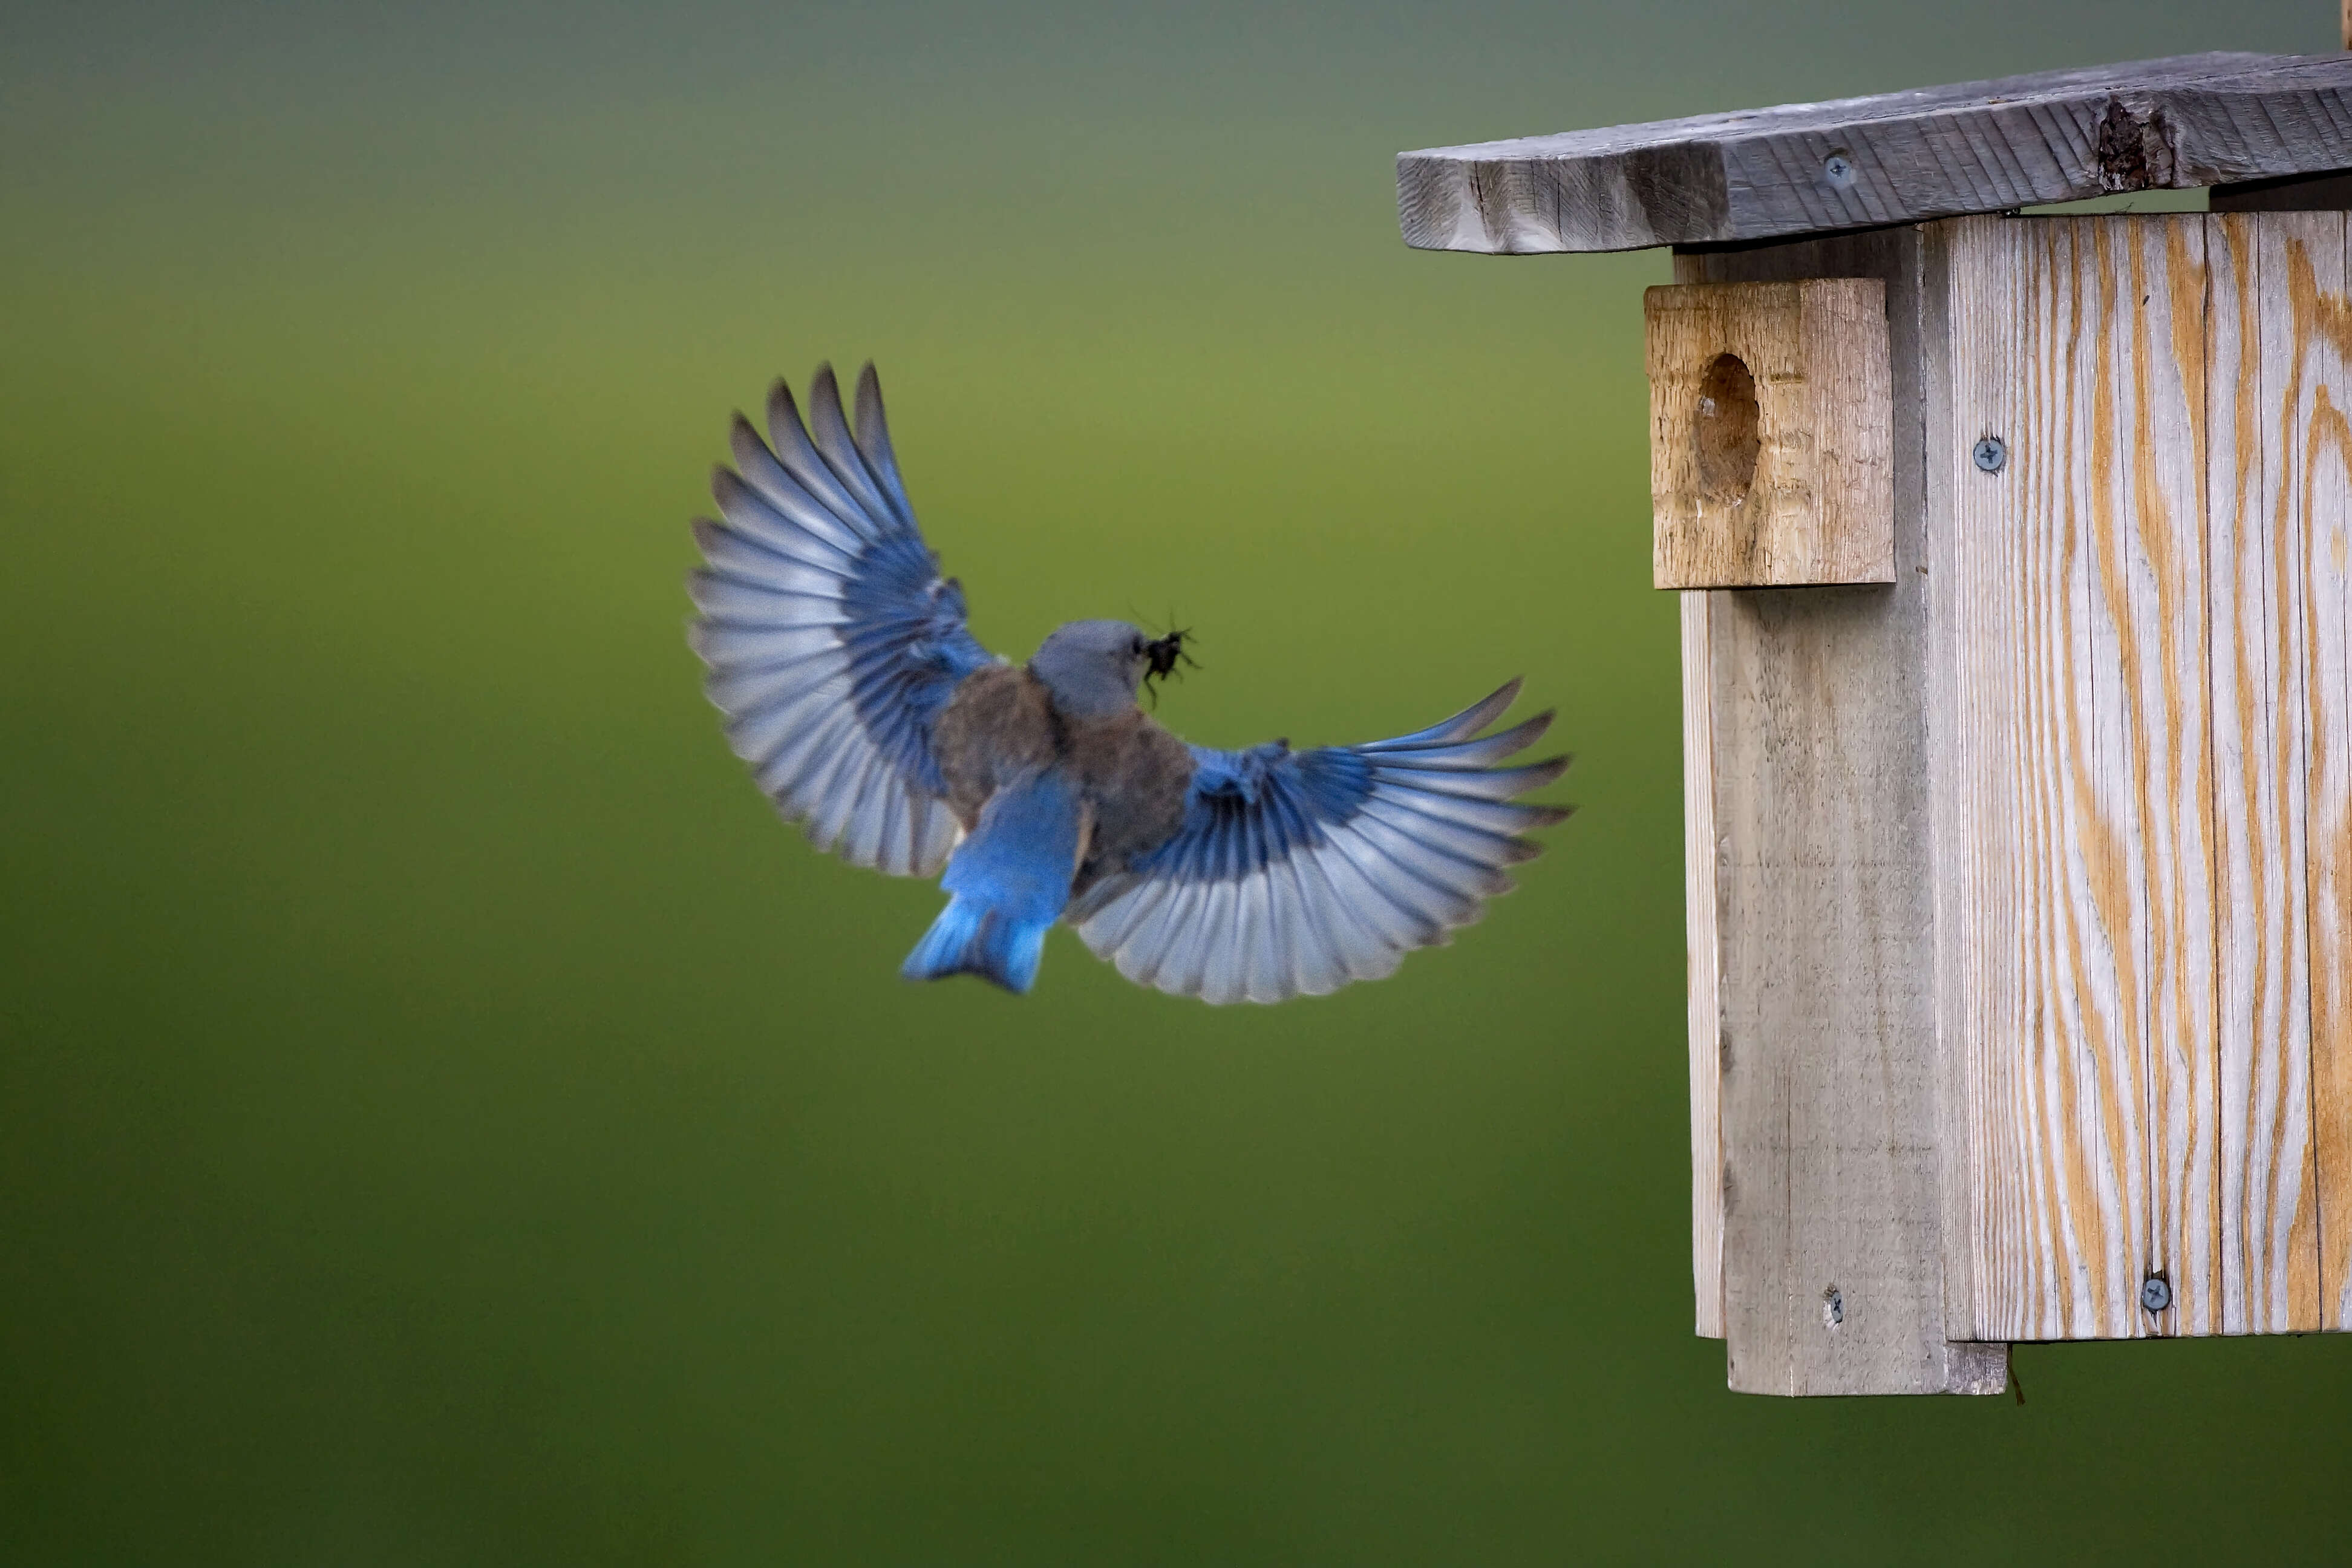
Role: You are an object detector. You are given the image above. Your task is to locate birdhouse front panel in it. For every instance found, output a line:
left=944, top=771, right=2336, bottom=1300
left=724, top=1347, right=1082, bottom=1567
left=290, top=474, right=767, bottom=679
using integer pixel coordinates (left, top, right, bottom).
left=1938, top=211, right=2352, bottom=1340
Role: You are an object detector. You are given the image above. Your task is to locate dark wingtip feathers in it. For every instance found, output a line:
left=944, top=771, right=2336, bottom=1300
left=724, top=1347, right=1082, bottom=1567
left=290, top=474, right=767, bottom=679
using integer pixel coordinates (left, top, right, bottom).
left=808, top=361, right=846, bottom=421
left=1485, top=709, right=1555, bottom=753
left=727, top=412, right=771, bottom=471
left=766, top=376, right=807, bottom=443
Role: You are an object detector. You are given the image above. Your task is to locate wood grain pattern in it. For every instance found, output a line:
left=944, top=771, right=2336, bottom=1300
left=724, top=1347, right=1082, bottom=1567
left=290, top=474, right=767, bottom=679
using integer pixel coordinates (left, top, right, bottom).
left=1683, top=589, right=1723, bottom=1339
left=1936, top=211, right=2352, bottom=1339
left=1645, top=281, right=1894, bottom=589
left=2278, top=212, right=2352, bottom=1332
left=1400, top=53, right=2352, bottom=255
left=1941, top=215, right=2217, bottom=1341
left=2204, top=212, right=2325, bottom=1334
left=1688, top=229, right=2002, bottom=1393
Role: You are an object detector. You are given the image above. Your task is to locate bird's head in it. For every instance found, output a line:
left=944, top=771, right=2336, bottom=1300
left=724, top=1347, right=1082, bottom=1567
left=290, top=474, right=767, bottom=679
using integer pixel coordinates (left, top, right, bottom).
left=1031, top=619, right=1162, bottom=719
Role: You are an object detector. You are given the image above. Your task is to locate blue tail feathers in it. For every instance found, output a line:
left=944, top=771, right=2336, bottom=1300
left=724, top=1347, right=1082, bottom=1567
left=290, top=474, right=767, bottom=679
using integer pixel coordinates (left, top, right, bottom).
left=900, top=769, right=1081, bottom=995
left=901, top=895, right=1051, bottom=993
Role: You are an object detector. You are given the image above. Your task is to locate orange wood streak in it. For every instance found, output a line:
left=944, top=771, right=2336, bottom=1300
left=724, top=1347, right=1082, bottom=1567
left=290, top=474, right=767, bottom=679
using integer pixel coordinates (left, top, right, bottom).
left=2205, top=214, right=2322, bottom=1336
left=2087, top=221, right=2149, bottom=1337
left=2307, top=374, right=2352, bottom=1331
left=1957, top=217, right=2226, bottom=1339
left=1952, top=211, right=2352, bottom=1342
left=2140, top=221, right=2219, bottom=1336
left=2284, top=223, right=2352, bottom=1331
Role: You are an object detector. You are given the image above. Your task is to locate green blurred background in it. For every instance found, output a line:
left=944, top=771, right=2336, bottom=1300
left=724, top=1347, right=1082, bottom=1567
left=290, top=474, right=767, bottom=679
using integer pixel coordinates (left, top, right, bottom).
left=5, top=2, right=2350, bottom=1561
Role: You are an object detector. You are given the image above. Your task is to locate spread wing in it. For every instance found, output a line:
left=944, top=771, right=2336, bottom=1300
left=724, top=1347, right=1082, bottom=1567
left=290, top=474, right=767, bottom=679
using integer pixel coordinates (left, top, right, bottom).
left=1068, top=682, right=1570, bottom=1004
left=687, top=363, right=994, bottom=877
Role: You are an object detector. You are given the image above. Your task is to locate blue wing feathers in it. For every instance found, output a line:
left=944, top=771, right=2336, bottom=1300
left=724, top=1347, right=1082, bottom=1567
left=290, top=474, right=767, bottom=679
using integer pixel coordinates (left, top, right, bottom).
left=1357, top=679, right=1522, bottom=751
left=688, top=364, right=984, bottom=878
left=803, top=364, right=900, bottom=525
left=1075, top=682, right=1569, bottom=1003
left=710, top=470, right=863, bottom=573
left=1367, top=714, right=1557, bottom=770
left=851, top=364, right=917, bottom=526
left=727, top=417, right=872, bottom=557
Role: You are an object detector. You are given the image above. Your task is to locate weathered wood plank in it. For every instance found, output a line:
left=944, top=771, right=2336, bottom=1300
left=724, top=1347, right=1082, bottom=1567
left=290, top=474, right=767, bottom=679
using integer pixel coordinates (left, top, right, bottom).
left=1691, top=228, right=2001, bottom=1393
left=1400, top=53, right=2352, bottom=255
left=1645, top=280, right=1893, bottom=588
left=2132, top=220, right=2222, bottom=1339
left=1683, top=589, right=1723, bottom=1339
left=1921, top=217, right=1980, bottom=1349
left=2204, top=211, right=2323, bottom=1334
left=2283, top=212, right=2352, bottom=1333
left=1942, top=215, right=2217, bottom=1340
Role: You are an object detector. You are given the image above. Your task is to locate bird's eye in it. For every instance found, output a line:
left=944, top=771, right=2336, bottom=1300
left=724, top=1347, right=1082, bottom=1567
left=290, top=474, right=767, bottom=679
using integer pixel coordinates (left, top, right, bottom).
left=1129, top=636, right=1145, bottom=656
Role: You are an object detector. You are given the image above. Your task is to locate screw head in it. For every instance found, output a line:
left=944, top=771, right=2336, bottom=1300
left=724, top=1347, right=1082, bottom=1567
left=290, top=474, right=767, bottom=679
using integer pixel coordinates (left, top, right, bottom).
left=2140, top=1275, right=2174, bottom=1313
left=1973, top=436, right=2008, bottom=473
left=1823, top=151, right=1857, bottom=189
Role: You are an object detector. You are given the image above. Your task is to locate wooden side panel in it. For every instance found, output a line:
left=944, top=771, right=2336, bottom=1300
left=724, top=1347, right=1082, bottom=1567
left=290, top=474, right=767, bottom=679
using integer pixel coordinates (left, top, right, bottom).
left=2206, top=212, right=2322, bottom=1334
left=1943, top=215, right=2218, bottom=1340
left=1686, top=229, right=2001, bottom=1393
left=1683, top=589, right=1724, bottom=1339
left=2285, top=213, right=2352, bottom=1333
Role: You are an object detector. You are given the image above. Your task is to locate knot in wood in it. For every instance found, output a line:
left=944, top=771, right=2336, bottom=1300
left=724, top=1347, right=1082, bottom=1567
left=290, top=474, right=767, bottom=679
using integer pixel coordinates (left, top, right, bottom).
left=2094, top=97, right=2176, bottom=193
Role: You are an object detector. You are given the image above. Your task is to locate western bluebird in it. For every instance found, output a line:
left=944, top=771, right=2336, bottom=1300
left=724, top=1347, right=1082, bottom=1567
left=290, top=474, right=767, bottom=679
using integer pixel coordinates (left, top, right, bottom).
left=688, top=365, right=1569, bottom=1002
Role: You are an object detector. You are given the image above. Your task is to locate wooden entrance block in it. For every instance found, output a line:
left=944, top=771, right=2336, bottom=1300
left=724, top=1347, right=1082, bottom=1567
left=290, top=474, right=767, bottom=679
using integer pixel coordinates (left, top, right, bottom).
left=1645, top=279, right=1893, bottom=589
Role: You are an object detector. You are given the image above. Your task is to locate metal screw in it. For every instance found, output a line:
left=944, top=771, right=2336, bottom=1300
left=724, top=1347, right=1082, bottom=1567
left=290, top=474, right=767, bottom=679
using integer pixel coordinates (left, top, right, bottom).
left=1823, top=151, right=1857, bottom=189
left=1973, top=436, right=2008, bottom=473
left=2140, top=1275, right=2174, bottom=1313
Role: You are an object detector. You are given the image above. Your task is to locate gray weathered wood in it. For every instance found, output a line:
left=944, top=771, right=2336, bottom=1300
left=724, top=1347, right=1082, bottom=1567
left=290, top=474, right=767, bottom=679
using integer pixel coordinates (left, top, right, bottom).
left=2219, top=158, right=2352, bottom=1335
left=2204, top=210, right=2325, bottom=1334
left=1929, top=210, right=2352, bottom=1341
left=1936, top=215, right=2215, bottom=1341
left=1682, top=590, right=1723, bottom=1339
left=1400, top=53, right=2352, bottom=255
left=1691, top=227, right=2003, bottom=1395
left=2279, top=211, right=2352, bottom=1332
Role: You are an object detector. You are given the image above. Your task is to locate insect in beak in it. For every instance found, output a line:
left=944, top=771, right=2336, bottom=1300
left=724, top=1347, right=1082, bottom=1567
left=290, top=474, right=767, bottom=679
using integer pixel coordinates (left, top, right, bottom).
left=1139, top=626, right=1197, bottom=707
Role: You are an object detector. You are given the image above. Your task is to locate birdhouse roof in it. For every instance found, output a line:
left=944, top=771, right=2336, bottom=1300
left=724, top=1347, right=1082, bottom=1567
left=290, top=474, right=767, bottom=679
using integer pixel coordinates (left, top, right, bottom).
left=1397, top=51, right=2352, bottom=254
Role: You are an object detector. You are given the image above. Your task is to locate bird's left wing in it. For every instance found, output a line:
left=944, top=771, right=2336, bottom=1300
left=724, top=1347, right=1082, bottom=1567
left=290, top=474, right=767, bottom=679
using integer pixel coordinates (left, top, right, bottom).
left=1069, top=682, right=1570, bottom=1004
left=688, top=364, right=993, bottom=877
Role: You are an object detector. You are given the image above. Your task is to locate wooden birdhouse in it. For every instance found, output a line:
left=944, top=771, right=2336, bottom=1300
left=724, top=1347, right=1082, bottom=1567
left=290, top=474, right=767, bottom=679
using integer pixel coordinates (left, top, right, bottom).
left=1399, top=51, right=2352, bottom=1395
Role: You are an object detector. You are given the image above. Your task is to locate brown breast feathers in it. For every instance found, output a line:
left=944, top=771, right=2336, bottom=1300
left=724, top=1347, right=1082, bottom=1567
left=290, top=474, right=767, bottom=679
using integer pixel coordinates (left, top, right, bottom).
left=932, top=668, right=1195, bottom=890
left=931, top=664, right=1058, bottom=830
left=1062, top=707, right=1195, bottom=895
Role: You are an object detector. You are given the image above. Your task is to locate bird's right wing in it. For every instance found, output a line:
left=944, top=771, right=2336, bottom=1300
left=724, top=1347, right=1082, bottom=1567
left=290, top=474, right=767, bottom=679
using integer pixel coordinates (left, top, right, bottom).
left=688, top=363, right=993, bottom=877
left=1068, top=682, right=1570, bottom=1004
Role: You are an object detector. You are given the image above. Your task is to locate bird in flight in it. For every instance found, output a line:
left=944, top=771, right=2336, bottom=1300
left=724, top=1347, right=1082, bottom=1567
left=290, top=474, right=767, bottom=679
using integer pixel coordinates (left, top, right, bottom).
left=686, top=365, right=1570, bottom=1002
